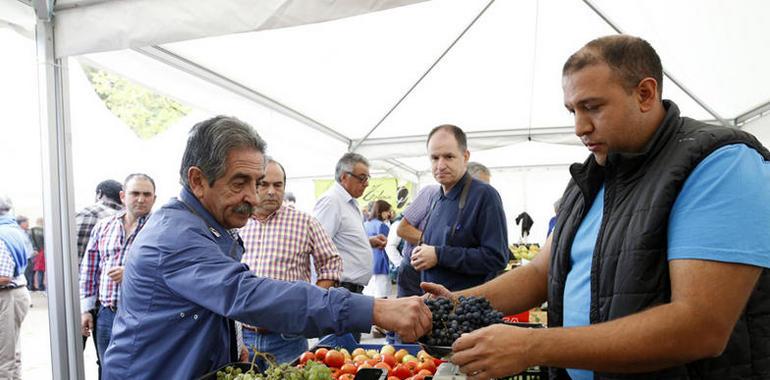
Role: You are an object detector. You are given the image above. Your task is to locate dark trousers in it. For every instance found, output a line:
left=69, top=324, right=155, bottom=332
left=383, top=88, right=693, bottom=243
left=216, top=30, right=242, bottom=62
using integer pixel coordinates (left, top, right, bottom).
left=24, top=264, right=35, bottom=290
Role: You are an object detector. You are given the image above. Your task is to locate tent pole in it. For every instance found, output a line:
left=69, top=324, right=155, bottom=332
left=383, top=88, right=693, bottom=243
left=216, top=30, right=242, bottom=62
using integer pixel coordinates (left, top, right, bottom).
left=350, top=0, right=497, bottom=152
left=34, top=1, right=86, bottom=379
left=134, top=45, right=352, bottom=145
left=581, top=0, right=733, bottom=129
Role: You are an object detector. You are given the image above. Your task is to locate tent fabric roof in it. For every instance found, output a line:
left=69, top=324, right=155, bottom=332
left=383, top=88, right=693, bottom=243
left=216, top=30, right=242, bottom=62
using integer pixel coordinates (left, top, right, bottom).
left=51, top=0, right=770, bottom=178
left=4, top=0, right=770, bottom=182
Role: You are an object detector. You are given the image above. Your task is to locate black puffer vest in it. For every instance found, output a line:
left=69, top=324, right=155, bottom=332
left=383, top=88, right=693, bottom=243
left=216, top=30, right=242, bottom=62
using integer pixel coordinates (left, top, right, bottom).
left=548, top=101, right=770, bottom=379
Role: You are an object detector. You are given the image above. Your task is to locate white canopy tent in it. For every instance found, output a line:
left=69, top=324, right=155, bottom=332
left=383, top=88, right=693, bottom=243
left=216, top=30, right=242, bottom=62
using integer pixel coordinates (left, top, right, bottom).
left=2, top=0, right=770, bottom=378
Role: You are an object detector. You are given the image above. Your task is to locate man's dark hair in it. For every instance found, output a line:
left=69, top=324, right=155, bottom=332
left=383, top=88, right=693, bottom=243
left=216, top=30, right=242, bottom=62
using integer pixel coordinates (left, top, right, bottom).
left=96, top=179, right=123, bottom=204
left=16, top=215, right=28, bottom=225
left=179, top=116, right=267, bottom=187
left=562, top=35, right=663, bottom=97
left=124, top=173, right=157, bottom=192
left=283, top=192, right=296, bottom=203
left=265, top=157, right=286, bottom=183
left=427, top=124, right=468, bottom=152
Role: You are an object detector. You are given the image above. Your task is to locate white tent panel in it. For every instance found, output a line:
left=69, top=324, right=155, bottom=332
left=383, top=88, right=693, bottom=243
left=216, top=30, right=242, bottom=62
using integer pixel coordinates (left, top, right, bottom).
left=80, top=49, right=351, bottom=179
left=54, top=0, right=427, bottom=58
left=591, top=0, right=770, bottom=118
left=162, top=0, right=484, bottom=140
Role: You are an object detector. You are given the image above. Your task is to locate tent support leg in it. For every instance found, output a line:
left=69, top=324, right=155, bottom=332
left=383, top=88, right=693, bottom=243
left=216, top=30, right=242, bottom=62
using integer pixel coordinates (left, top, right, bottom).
left=34, top=3, right=85, bottom=379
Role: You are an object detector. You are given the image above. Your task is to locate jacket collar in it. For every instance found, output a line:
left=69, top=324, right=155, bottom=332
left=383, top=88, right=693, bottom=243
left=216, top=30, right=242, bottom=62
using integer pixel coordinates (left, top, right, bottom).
left=570, top=100, right=682, bottom=200
left=441, top=171, right=470, bottom=200
left=179, top=186, right=233, bottom=241
left=606, top=100, right=681, bottom=175
left=0, top=213, right=17, bottom=227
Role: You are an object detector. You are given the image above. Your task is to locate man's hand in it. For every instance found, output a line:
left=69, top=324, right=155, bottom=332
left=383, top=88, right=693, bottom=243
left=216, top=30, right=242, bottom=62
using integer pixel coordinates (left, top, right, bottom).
left=107, top=266, right=124, bottom=283
left=451, top=324, right=535, bottom=380
left=240, top=346, right=250, bottom=362
left=373, top=297, right=432, bottom=343
left=369, top=234, right=387, bottom=249
left=411, top=244, right=438, bottom=271
left=81, top=312, right=94, bottom=337
left=420, top=282, right=455, bottom=301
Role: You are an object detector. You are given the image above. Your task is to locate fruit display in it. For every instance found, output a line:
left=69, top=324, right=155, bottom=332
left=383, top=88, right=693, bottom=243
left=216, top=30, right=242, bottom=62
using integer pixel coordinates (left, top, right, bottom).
left=422, top=296, right=504, bottom=347
left=296, top=345, right=440, bottom=380
left=215, top=351, right=332, bottom=380
left=509, top=243, right=540, bottom=261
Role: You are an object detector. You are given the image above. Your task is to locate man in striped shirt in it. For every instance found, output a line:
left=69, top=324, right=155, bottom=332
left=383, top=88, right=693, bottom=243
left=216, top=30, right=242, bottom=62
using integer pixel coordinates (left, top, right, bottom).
left=239, top=158, right=342, bottom=363
left=79, top=173, right=156, bottom=374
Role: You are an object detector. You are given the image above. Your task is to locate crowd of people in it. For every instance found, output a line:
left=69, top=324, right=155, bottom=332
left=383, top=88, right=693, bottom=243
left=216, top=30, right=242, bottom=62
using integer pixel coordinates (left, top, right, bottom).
left=1, top=34, right=768, bottom=380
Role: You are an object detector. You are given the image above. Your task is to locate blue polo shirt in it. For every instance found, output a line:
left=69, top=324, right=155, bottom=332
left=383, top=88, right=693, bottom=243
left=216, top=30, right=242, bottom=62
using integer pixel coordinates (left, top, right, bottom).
left=564, top=144, right=770, bottom=380
left=421, top=172, right=509, bottom=291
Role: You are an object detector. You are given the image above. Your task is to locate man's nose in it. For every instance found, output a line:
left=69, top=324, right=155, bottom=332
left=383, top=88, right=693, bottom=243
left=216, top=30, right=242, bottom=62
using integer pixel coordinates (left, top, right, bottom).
left=574, top=111, right=593, bottom=137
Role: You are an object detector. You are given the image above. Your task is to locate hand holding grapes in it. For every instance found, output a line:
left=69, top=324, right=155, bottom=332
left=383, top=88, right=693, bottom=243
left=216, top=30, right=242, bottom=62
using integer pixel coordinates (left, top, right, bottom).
left=451, top=324, right=536, bottom=380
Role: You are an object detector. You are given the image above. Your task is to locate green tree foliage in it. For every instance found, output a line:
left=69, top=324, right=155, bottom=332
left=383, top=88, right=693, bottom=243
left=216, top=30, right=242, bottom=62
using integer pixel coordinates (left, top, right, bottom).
left=82, top=64, right=191, bottom=140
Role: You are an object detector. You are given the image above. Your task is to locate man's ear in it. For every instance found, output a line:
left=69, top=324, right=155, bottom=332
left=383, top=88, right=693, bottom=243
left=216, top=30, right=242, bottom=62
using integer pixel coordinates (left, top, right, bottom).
left=187, top=166, right=207, bottom=198
left=637, top=77, right=659, bottom=113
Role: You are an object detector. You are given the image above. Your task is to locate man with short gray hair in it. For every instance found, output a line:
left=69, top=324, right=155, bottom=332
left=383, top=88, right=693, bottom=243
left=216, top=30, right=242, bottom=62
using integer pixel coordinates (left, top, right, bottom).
left=314, top=153, right=386, bottom=295
left=466, top=161, right=491, bottom=183
left=103, top=117, right=431, bottom=379
left=0, top=194, right=33, bottom=379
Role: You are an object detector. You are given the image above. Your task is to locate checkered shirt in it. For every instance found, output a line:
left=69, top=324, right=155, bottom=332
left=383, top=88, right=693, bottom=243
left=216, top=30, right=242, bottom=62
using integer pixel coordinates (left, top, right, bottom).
left=239, top=205, right=342, bottom=283
left=75, top=199, right=123, bottom=267
left=79, top=210, right=149, bottom=312
left=0, top=241, right=26, bottom=288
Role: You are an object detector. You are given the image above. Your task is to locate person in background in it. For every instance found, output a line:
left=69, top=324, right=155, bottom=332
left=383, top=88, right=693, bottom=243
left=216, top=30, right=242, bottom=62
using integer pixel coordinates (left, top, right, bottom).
left=75, top=179, right=124, bottom=376
left=0, top=195, right=33, bottom=379
left=466, top=161, right=491, bottom=184
left=238, top=158, right=342, bottom=365
left=283, top=192, right=297, bottom=209
left=27, top=218, right=44, bottom=292
left=364, top=200, right=393, bottom=300
left=15, top=215, right=36, bottom=291
left=313, top=153, right=388, bottom=342
left=547, top=197, right=561, bottom=238
left=79, top=173, right=157, bottom=376
left=412, top=125, right=508, bottom=292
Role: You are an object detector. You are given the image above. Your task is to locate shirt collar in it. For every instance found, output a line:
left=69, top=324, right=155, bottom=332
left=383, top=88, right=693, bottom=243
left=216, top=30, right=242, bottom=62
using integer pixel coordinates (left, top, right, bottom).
left=332, top=182, right=355, bottom=204
left=100, top=198, right=123, bottom=211
left=179, top=186, right=232, bottom=240
left=441, top=171, right=470, bottom=201
left=253, top=205, right=286, bottom=224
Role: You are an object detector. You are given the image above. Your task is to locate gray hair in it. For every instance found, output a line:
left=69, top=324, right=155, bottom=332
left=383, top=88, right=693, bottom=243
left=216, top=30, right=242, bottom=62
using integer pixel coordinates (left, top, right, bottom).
left=179, top=116, right=267, bottom=187
left=335, top=152, right=369, bottom=182
left=467, top=161, right=490, bottom=178
left=0, top=195, right=12, bottom=216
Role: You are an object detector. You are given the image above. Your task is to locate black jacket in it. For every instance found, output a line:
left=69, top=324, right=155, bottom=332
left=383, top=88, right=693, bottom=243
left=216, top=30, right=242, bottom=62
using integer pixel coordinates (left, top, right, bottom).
left=548, top=101, right=770, bottom=379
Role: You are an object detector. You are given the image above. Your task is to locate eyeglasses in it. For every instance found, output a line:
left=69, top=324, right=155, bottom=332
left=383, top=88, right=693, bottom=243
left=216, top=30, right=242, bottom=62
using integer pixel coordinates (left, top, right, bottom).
left=346, top=171, right=370, bottom=183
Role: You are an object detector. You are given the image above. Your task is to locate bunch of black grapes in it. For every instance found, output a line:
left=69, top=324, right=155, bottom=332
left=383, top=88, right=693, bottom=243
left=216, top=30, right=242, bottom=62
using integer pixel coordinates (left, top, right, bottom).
left=423, top=296, right=504, bottom=346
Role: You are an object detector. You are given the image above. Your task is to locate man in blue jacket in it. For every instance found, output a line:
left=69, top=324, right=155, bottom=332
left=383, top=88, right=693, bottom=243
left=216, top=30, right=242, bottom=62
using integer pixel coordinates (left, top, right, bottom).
left=102, top=116, right=431, bottom=379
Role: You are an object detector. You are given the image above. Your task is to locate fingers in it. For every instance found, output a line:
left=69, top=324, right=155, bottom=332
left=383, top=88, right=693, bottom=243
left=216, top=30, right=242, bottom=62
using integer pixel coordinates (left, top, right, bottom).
left=420, top=282, right=452, bottom=299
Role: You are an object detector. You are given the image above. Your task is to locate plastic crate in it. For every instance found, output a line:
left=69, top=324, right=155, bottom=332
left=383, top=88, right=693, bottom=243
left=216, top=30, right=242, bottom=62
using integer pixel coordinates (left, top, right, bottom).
left=500, top=366, right=546, bottom=380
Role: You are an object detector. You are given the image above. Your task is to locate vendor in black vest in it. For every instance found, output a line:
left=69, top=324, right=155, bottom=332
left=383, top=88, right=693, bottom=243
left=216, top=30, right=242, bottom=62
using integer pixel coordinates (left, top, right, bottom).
left=411, top=125, right=508, bottom=292
left=421, top=35, right=770, bottom=380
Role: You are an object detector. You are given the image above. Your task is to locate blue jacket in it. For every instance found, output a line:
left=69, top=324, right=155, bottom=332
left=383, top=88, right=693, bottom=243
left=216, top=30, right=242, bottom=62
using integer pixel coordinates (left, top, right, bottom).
left=421, top=172, right=509, bottom=291
left=103, top=187, right=374, bottom=379
left=0, top=214, right=31, bottom=277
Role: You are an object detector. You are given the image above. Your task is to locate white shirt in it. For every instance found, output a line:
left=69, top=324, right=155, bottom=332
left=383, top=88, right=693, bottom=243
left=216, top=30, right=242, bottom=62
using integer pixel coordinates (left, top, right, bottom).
left=384, top=220, right=403, bottom=266
left=313, top=182, right=372, bottom=286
